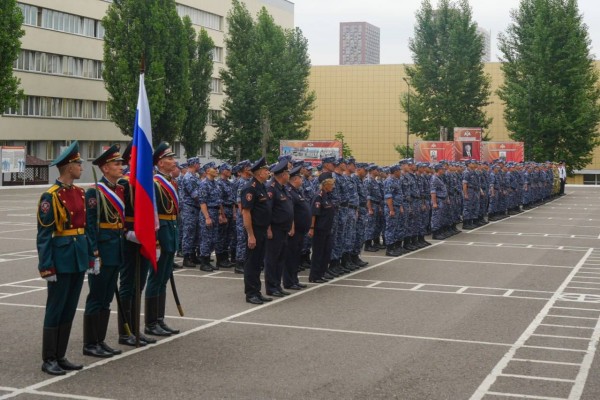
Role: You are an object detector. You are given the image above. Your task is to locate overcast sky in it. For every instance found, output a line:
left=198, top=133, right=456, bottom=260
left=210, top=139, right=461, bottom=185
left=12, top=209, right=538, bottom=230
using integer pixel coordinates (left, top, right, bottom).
left=293, top=0, right=600, bottom=65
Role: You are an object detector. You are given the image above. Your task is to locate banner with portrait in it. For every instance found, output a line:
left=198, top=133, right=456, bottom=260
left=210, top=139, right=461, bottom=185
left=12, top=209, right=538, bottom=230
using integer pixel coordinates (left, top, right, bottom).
left=414, top=141, right=455, bottom=162
left=481, top=142, right=525, bottom=163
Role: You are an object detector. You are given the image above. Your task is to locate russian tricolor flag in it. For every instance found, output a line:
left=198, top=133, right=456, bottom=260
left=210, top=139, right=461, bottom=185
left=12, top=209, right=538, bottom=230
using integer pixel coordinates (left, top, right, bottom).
left=130, top=74, right=158, bottom=271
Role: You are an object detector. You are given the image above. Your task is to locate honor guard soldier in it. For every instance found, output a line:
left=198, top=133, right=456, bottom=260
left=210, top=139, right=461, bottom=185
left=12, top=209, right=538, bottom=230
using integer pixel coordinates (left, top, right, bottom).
left=284, top=165, right=311, bottom=290
left=117, top=143, right=156, bottom=347
left=308, top=172, right=336, bottom=283
left=384, top=164, right=405, bottom=256
left=264, top=159, right=294, bottom=297
left=83, top=144, right=126, bottom=358
left=234, top=160, right=252, bottom=274
left=240, top=157, right=273, bottom=305
left=364, top=165, right=382, bottom=252
left=430, top=164, right=449, bottom=240
left=145, top=142, right=180, bottom=337
left=37, top=141, right=90, bottom=375
left=350, top=163, right=370, bottom=266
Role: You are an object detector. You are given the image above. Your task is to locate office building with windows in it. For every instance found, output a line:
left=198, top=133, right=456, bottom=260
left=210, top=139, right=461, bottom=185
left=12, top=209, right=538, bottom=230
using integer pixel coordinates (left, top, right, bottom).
left=0, top=0, right=294, bottom=184
left=339, top=22, right=380, bottom=65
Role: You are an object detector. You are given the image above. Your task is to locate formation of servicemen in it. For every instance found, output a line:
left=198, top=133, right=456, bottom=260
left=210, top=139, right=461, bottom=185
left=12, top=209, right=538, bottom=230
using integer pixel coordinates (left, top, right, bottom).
left=36, top=141, right=565, bottom=374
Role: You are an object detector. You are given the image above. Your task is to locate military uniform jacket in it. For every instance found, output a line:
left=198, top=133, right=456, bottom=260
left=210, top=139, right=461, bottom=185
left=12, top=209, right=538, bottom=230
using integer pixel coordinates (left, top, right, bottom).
left=400, top=173, right=418, bottom=203
left=241, top=178, right=272, bottom=229
left=366, top=176, right=383, bottom=204
left=286, top=183, right=311, bottom=232
left=430, top=175, right=448, bottom=199
left=217, top=177, right=235, bottom=209
left=267, top=180, right=294, bottom=231
left=181, top=171, right=201, bottom=209
left=384, top=176, right=403, bottom=206
left=37, top=180, right=92, bottom=276
left=311, top=190, right=335, bottom=232
left=86, top=176, right=125, bottom=267
left=154, top=171, right=179, bottom=253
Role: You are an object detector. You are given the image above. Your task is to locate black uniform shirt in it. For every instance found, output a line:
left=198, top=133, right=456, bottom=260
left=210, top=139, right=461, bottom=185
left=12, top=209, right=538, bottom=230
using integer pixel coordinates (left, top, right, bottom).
left=241, top=177, right=272, bottom=228
left=286, top=183, right=311, bottom=232
left=267, top=179, right=294, bottom=231
left=311, top=190, right=335, bottom=232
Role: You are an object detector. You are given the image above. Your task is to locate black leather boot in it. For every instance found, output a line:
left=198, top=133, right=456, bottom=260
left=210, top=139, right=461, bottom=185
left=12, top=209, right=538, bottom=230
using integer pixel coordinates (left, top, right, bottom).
left=386, top=245, right=400, bottom=257
left=56, top=322, right=82, bottom=370
left=183, top=255, right=197, bottom=268
left=130, top=295, right=156, bottom=344
left=118, top=298, right=143, bottom=347
left=144, top=297, right=171, bottom=337
left=352, top=253, right=369, bottom=267
left=42, top=327, right=66, bottom=375
left=217, top=253, right=235, bottom=268
left=98, top=309, right=121, bottom=355
left=234, top=260, right=244, bottom=274
left=158, top=293, right=179, bottom=334
left=83, top=313, right=113, bottom=358
left=432, top=230, right=444, bottom=240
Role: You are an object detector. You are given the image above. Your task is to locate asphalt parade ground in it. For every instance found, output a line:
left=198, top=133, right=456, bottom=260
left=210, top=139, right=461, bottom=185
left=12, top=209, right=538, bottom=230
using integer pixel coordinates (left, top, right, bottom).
left=2, top=186, right=600, bottom=400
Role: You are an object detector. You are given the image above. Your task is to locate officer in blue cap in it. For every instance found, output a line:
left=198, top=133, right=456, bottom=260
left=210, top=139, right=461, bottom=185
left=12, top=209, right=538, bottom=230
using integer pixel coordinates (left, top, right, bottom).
left=180, top=157, right=203, bottom=269
left=383, top=164, right=405, bottom=256
left=216, top=163, right=236, bottom=269
left=364, top=164, right=382, bottom=252
left=37, top=141, right=89, bottom=375
left=233, top=160, right=252, bottom=274
left=197, top=162, right=224, bottom=271
left=240, top=157, right=273, bottom=304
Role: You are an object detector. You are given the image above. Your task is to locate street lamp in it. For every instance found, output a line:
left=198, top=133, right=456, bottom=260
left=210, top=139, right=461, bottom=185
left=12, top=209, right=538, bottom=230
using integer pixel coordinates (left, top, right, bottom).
left=402, top=77, right=411, bottom=152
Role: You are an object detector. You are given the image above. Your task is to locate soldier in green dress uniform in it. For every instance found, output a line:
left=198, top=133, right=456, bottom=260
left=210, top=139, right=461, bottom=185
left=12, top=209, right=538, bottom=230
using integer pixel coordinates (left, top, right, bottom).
left=145, top=142, right=180, bottom=337
left=37, top=141, right=93, bottom=375
left=83, top=144, right=126, bottom=358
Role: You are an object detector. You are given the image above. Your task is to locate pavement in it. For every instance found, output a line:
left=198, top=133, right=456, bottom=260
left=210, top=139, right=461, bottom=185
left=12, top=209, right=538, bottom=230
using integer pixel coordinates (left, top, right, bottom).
left=1, top=186, right=600, bottom=399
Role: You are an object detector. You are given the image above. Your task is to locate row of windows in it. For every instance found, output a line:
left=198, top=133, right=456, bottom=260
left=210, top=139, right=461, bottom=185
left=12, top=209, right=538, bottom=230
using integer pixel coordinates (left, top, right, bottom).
left=211, top=78, right=222, bottom=94
left=212, top=47, right=223, bottom=63
left=13, top=50, right=104, bottom=80
left=176, top=4, right=223, bottom=31
left=4, top=96, right=108, bottom=120
left=18, top=3, right=105, bottom=39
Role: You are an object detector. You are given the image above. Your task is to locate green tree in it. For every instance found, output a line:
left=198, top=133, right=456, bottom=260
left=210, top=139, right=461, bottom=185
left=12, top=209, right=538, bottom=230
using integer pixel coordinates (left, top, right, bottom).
left=102, top=0, right=189, bottom=145
left=403, top=0, right=491, bottom=140
left=213, top=0, right=315, bottom=162
left=180, top=19, right=214, bottom=157
left=497, top=0, right=600, bottom=169
left=0, top=0, right=24, bottom=111
left=395, top=145, right=415, bottom=158
left=334, top=132, right=353, bottom=158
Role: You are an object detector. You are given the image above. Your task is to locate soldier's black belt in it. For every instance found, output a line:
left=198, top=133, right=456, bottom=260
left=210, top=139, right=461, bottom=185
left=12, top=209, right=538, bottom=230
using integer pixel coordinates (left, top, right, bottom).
left=359, top=203, right=367, bottom=207
left=370, top=200, right=381, bottom=205
left=340, top=202, right=349, bottom=207
left=348, top=205, right=358, bottom=210
left=437, top=196, right=447, bottom=199
left=207, top=206, right=220, bottom=209
left=223, top=203, right=234, bottom=207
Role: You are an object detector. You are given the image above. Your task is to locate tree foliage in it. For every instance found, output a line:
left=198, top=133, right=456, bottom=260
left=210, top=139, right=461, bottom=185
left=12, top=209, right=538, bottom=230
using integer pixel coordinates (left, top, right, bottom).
left=102, top=0, right=189, bottom=146
left=497, top=0, right=600, bottom=169
left=180, top=18, right=214, bottom=157
left=0, top=0, right=24, bottom=111
left=334, top=132, right=353, bottom=158
left=213, top=0, right=315, bottom=163
left=404, top=0, right=491, bottom=140
left=395, top=145, right=415, bottom=158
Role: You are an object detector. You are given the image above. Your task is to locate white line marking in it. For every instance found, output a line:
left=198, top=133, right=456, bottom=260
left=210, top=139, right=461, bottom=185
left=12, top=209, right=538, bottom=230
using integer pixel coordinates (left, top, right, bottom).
left=486, top=391, right=566, bottom=399
left=521, top=345, right=587, bottom=353
left=25, top=390, right=115, bottom=400
left=499, top=373, right=575, bottom=383
left=402, top=257, right=573, bottom=270
left=0, top=287, right=46, bottom=299
left=504, top=290, right=515, bottom=297
left=547, top=315, right=598, bottom=320
left=540, top=324, right=593, bottom=330
left=496, top=243, right=503, bottom=247
left=456, top=287, right=468, bottom=294
left=225, top=320, right=513, bottom=348
left=366, top=281, right=381, bottom=288
left=410, top=284, right=425, bottom=290
left=469, top=248, right=594, bottom=400
left=553, top=306, right=600, bottom=312
left=531, top=333, right=590, bottom=341
left=527, top=245, right=534, bottom=248
left=511, top=358, right=581, bottom=367
left=559, top=246, right=565, bottom=250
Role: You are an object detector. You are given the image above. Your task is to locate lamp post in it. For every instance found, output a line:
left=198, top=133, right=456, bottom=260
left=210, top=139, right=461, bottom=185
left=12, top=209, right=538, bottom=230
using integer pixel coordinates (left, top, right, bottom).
left=402, top=77, right=411, bottom=152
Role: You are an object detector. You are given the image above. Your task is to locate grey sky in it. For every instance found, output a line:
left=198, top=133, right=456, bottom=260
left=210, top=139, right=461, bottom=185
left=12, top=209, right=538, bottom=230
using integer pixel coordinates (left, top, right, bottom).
left=293, top=0, right=600, bottom=65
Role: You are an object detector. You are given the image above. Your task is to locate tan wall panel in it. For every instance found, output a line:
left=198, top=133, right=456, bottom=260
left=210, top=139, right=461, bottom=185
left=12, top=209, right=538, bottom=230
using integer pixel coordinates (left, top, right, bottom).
left=0, top=117, right=126, bottom=141
left=15, top=72, right=107, bottom=101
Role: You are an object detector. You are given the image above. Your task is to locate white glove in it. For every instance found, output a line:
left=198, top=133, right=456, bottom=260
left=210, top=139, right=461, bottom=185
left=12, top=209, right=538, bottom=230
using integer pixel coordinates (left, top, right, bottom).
left=87, top=258, right=101, bottom=275
left=44, top=275, right=57, bottom=282
left=126, top=231, right=140, bottom=244
left=156, top=247, right=161, bottom=260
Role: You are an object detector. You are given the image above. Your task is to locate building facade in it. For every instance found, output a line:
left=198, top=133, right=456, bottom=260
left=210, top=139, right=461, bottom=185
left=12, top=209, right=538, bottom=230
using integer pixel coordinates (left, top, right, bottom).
left=339, top=22, right=380, bottom=65
left=0, top=0, right=294, bottom=184
left=307, top=63, right=600, bottom=184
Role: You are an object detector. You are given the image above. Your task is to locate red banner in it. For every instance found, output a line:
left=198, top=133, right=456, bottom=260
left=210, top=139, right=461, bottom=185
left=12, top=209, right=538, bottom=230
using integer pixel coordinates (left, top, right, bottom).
left=280, top=140, right=343, bottom=166
left=414, top=141, right=455, bottom=162
left=454, top=141, right=481, bottom=161
left=481, top=142, right=525, bottom=163
left=454, top=127, right=482, bottom=142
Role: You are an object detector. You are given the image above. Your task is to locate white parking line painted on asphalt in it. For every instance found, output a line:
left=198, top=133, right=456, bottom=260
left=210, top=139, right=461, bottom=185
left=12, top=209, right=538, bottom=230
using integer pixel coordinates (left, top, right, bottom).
left=512, top=358, right=582, bottom=367
left=499, top=373, right=575, bottom=383
left=402, top=257, right=574, bottom=269
left=469, top=248, right=594, bottom=400
left=540, top=324, right=593, bottom=330
left=486, top=390, right=567, bottom=399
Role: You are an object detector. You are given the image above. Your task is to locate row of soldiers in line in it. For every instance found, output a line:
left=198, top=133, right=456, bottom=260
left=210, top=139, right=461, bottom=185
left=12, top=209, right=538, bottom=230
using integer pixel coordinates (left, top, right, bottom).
left=36, top=138, right=565, bottom=374
left=172, top=155, right=565, bottom=265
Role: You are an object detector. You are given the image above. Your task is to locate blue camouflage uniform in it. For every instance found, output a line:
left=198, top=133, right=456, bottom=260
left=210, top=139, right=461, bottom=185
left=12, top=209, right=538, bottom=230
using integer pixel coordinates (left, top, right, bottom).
left=430, top=171, right=449, bottom=232
left=343, top=166, right=360, bottom=258
left=198, top=170, right=222, bottom=258
left=180, top=161, right=201, bottom=258
left=216, top=165, right=236, bottom=260
left=331, top=164, right=349, bottom=263
left=352, top=165, right=369, bottom=256
left=383, top=167, right=403, bottom=246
